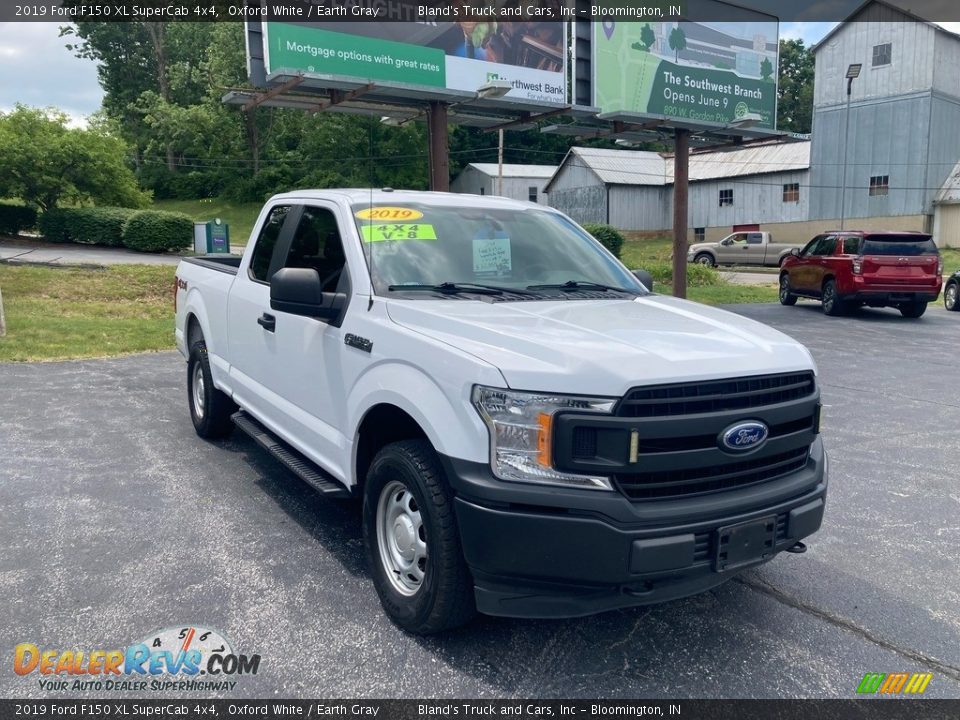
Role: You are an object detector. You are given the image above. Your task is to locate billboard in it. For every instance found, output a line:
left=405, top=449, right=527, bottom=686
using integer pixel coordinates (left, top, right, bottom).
left=262, top=22, right=567, bottom=107
left=592, top=19, right=779, bottom=128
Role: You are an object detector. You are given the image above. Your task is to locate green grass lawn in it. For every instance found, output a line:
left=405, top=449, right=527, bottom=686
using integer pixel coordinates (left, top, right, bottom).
left=152, top=198, right=262, bottom=248
left=0, top=264, right=175, bottom=362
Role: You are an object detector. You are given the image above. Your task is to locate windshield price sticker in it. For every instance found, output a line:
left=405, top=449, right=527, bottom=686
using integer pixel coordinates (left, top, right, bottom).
left=473, top=235, right=512, bottom=274
left=355, top=207, right=424, bottom=221
left=360, top=223, right=437, bottom=243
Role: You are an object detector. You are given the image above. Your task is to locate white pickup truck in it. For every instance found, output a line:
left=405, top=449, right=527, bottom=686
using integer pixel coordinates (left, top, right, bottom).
left=687, top=231, right=802, bottom=268
left=175, top=190, right=827, bottom=633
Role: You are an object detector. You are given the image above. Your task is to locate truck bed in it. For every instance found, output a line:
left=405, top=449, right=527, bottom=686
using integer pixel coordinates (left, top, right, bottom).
left=181, top=255, right=241, bottom=275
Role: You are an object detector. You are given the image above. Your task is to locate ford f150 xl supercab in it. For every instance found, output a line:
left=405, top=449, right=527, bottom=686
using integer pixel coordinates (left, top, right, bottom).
left=174, top=190, right=827, bottom=634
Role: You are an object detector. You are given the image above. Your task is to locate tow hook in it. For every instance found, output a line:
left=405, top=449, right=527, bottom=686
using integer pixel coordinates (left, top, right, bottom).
left=786, top=541, right=807, bottom=554
left=623, top=582, right=654, bottom=597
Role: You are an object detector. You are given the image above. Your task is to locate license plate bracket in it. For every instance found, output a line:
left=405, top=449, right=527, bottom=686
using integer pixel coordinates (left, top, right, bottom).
left=714, top=516, right=777, bottom=572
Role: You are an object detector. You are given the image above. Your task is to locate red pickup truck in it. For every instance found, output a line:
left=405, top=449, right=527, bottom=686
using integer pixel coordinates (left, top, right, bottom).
left=779, top=231, right=942, bottom=318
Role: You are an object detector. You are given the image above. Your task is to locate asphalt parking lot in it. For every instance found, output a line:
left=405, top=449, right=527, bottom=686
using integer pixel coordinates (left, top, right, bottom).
left=1, top=301, right=959, bottom=699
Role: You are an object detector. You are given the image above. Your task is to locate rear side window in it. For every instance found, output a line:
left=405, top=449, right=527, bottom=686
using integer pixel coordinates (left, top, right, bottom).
left=841, top=236, right=862, bottom=254
left=814, top=235, right=838, bottom=255
left=862, top=236, right=937, bottom=256
left=249, top=205, right=291, bottom=282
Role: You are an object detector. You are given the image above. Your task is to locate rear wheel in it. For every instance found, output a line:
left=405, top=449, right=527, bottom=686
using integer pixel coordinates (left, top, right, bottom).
left=187, top=341, right=236, bottom=439
left=779, top=274, right=797, bottom=306
left=900, top=301, right=928, bottom=319
left=694, top=253, right=716, bottom=267
left=821, top=279, right=845, bottom=316
left=363, top=439, right=476, bottom=634
left=945, top=282, right=960, bottom=311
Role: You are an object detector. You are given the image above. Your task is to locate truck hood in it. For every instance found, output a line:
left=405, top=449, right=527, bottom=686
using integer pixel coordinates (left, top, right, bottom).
left=687, top=243, right=715, bottom=254
left=386, top=296, right=815, bottom=396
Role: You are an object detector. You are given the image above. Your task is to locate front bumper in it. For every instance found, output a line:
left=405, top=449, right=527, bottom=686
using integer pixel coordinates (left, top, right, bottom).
left=442, top=438, right=827, bottom=619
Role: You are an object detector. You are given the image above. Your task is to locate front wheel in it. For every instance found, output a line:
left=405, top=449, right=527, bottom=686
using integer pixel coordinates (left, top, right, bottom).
left=900, top=301, right=928, bottom=318
left=945, top=282, right=960, bottom=311
left=694, top=253, right=716, bottom=267
left=363, top=440, right=476, bottom=634
left=779, top=274, right=798, bottom=306
left=187, top=342, right=236, bottom=439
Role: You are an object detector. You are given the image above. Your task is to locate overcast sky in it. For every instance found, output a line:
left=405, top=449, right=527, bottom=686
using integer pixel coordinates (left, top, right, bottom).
left=2, top=21, right=958, bottom=125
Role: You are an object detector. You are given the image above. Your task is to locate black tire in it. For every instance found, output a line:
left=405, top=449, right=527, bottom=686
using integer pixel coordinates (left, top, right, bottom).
left=187, top=341, right=236, bottom=439
left=821, top=279, right=845, bottom=316
left=779, top=274, right=798, bottom=306
left=363, top=439, right=476, bottom=634
left=945, top=282, right=960, bottom=312
left=900, top=301, right=928, bottom=319
left=694, top=253, right=716, bottom=268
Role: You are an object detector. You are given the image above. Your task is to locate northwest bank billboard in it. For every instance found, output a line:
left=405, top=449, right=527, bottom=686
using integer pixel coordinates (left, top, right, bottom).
left=592, top=19, right=779, bottom=129
left=263, top=21, right=567, bottom=107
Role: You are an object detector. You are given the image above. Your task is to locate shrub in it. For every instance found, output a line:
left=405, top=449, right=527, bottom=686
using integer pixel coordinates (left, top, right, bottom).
left=644, top=261, right=722, bottom=288
left=38, top=207, right=137, bottom=246
left=582, top=222, right=626, bottom=259
left=0, top=203, right=38, bottom=235
left=122, top=210, right=194, bottom=253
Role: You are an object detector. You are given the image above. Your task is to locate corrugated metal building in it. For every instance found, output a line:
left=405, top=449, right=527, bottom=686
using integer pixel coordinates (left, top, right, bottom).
left=545, top=143, right=812, bottom=242
left=809, top=0, right=960, bottom=245
left=450, top=163, right=556, bottom=204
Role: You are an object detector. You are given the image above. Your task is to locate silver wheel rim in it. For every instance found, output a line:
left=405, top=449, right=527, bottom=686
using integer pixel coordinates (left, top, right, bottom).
left=192, top=362, right=206, bottom=420
left=780, top=277, right=789, bottom=300
left=376, top=480, right=427, bottom=597
left=948, top=285, right=958, bottom=309
left=823, top=284, right=835, bottom=311
left=697, top=255, right=711, bottom=266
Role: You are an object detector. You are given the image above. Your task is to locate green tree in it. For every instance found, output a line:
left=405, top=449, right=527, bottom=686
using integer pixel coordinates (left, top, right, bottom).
left=760, top=57, right=773, bottom=82
left=0, top=105, right=149, bottom=211
left=777, top=39, right=814, bottom=133
left=641, top=24, right=656, bottom=51
left=668, top=27, right=686, bottom=62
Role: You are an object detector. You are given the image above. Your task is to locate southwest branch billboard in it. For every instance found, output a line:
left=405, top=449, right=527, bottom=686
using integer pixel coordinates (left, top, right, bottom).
left=263, top=22, right=567, bottom=107
left=593, top=19, right=779, bottom=129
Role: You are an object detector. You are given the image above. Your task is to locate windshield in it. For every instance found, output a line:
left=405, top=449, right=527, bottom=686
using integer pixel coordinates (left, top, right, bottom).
left=351, top=203, right=644, bottom=297
left=862, top=235, right=938, bottom=256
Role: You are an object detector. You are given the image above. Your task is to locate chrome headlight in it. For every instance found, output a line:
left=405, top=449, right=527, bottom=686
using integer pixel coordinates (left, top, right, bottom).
left=471, top=385, right=616, bottom=490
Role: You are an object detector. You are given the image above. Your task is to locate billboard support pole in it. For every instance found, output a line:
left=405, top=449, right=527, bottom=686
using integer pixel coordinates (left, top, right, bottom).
left=672, top=128, right=690, bottom=299
left=427, top=101, right=450, bottom=192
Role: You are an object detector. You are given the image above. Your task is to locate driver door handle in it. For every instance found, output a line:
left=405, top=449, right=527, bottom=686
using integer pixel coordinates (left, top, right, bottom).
left=257, top=313, right=276, bottom=332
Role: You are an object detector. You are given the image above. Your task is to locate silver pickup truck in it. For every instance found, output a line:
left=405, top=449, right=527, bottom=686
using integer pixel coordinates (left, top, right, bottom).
left=688, top=231, right=801, bottom=268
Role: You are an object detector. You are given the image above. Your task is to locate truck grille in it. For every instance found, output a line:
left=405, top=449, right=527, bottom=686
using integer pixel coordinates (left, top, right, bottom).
left=615, top=447, right=810, bottom=500
left=610, top=372, right=817, bottom=501
left=617, top=371, right=815, bottom=418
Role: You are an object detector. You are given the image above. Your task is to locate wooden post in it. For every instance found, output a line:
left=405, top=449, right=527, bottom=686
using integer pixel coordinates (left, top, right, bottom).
left=672, top=128, right=690, bottom=299
left=427, top=101, right=450, bottom=192
left=0, top=284, right=6, bottom=337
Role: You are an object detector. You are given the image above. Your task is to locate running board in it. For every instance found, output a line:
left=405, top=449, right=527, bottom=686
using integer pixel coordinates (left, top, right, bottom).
left=231, top=411, right=351, bottom=499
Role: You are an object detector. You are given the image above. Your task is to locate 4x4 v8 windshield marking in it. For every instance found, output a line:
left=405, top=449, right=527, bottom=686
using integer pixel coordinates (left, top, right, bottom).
left=360, top=223, right=437, bottom=242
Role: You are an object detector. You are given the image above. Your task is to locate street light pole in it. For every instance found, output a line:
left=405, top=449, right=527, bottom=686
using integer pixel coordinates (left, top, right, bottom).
left=840, top=64, right=862, bottom=231
left=497, top=128, right=504, bottom=195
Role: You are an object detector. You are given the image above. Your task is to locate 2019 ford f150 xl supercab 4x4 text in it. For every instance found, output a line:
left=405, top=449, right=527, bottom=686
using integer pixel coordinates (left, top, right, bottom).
left=174, top=190, right=828, bottom=634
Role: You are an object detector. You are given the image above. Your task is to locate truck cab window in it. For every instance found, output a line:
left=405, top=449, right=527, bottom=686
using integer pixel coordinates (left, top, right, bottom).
left=284, top=207, right=347, bottom=293
left=249, top=205, right=291, bottom=282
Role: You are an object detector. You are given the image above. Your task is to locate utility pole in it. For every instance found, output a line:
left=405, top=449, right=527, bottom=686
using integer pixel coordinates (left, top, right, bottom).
left=672, top=128, right=690, bottom=299
left=427, top=101, right=450, bottom=192
left=840, top=64, right=862, bottom=230
left=497, top=128, right=504, bottom=195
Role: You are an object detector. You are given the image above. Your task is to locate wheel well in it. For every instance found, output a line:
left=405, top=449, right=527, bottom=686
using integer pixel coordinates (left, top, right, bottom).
left=186, top=313, right=203, bottom=349
left=822, top=275, right=835, bottom=288
left=354, top=404, right=429, bottom=488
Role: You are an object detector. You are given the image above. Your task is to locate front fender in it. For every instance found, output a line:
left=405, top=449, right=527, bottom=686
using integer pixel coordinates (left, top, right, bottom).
left=348, top=362, right=493, bottom=472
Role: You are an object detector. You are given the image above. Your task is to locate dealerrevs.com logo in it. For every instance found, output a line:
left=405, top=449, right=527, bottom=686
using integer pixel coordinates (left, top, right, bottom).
left=14, top=626, right=260, bottom=693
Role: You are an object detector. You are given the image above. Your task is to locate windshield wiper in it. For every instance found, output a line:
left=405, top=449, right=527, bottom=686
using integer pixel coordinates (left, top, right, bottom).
left=387, top=282, right=539, bottom=296
left=526, top=280, right=638, bottom=293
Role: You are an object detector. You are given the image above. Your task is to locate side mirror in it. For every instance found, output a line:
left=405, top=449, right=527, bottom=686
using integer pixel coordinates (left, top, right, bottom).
left=632, top=269, right=654, bottom=293
left=720, top=239, right=732, bottom=246
left=790, top=248, right=800, bottom=257
left=270, top=267, right=344, bottom=321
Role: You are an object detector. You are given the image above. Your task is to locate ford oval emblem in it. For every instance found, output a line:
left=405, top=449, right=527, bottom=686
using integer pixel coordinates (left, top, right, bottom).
left=720, top=421, right=769, bottom=453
